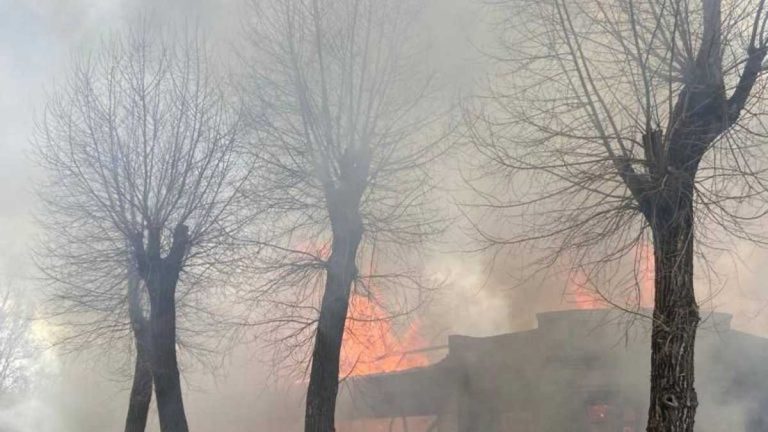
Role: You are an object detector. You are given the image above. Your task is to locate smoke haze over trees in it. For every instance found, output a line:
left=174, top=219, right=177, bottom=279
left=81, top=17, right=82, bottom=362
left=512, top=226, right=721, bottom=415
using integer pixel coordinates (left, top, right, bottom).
left=466, top=0, right=768, bottom=430
left=3, top=0, right=768, bottom=431
left=35, top=22, right=248, bottom=432
left=238, top=0, right=451, bottom=429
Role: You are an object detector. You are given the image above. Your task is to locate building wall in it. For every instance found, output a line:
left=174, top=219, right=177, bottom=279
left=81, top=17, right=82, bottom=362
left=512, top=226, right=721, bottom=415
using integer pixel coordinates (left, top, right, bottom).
left=342, top=310, right=768, bottom=432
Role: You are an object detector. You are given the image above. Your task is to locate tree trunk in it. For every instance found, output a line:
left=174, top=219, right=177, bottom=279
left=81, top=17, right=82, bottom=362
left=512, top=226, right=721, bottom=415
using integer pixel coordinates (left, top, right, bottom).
left=304, top=213, right=363, bottom=432
left=125, top=338, right=153, bottom=432
left=646, top=200, right=700, bottom=432
left=149, top=279, right=188, bottom=432
left=133, top=224, right=190, bottom=432
left=125, top=268, right=153, bottom=432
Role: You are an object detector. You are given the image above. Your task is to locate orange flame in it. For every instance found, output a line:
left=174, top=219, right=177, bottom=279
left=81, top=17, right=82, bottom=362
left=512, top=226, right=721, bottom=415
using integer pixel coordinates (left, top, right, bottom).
left=637, top=242, right=654, bottom=308
left=567, top=270, right=603, bottom=309
left=567, top=242, right=655, bottom=309
left=340, top=292, right=429, bottom=377
left=293, top=239, right=429, bottom=377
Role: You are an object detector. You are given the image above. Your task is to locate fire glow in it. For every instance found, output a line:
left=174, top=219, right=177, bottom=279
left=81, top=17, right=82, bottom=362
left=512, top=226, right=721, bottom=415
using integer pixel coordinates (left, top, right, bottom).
left=568, top=243, right=655, bottom=309
left=293, top=240, right=430, bottom=377
left=340, top=292, right=429, bottom=377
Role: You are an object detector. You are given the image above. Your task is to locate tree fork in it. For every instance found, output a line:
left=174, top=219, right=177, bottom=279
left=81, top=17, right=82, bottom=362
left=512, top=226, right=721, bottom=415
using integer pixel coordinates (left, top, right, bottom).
left=133, top=224, right=190, bottom=432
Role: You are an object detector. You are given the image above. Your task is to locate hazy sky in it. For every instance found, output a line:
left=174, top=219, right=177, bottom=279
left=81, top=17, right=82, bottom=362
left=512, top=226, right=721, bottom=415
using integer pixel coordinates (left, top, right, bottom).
left=0, top=0, right=246, bottom=281
left=0, top=1, right=486, bottom=430
left=3, top=0, right=768, bottom=430
left=0, top=0, right=484, bottom=279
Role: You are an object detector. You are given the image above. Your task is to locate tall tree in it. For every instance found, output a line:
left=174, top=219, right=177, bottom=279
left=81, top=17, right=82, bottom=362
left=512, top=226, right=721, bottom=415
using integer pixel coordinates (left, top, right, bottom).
left=36, top=24, right=246, bottom=432
left=241, top=0, right=447, bottom=430
left=468, top=0, right=768, bottom=431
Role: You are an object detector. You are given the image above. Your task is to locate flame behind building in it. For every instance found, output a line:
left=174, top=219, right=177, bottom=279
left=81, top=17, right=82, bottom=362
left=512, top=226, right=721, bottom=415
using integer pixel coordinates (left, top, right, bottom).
left=337, top=308, right=768, bottom=431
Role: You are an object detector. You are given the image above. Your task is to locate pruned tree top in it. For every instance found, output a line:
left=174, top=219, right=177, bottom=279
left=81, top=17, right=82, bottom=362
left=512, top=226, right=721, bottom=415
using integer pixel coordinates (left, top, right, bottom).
left=238, top=0, right=452, bottom=375
left=467, top=0, right=768, bottom=304
left=244, top=0, right=446, bottom=238
left=467, top=4, right=768, bottom=428
left=34, top=23, right=248, bottom=366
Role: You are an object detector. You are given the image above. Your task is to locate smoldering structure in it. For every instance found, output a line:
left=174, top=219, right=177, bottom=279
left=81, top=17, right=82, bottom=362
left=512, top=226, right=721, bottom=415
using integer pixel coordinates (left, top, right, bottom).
left=336, top=309, right=768, bottom=432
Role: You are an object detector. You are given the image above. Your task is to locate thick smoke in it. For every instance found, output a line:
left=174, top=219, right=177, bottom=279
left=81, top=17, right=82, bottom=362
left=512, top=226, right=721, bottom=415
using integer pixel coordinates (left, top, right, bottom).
left=2, top=0, right=768, bottom=430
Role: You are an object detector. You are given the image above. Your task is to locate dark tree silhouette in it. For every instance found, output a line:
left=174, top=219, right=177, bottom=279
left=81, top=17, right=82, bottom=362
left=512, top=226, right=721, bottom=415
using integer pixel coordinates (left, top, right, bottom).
left=241, top=0, right=448, bottom=430
left=468, top=0, right=768, bottom=430
left=125, top=265, right=152, bottom=432
left=35, top=24, right=246, bottom=432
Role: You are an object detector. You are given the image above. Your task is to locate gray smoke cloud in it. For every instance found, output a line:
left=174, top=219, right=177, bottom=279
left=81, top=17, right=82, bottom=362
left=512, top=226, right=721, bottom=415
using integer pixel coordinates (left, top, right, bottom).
left=0, top=0, right=487, bottom=430
left=2, top=0, right=768, bottom=430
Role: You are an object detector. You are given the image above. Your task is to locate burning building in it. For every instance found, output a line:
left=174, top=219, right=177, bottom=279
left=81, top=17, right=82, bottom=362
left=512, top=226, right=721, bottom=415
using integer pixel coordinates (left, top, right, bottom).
left=336, top=308, right=768, bottom=432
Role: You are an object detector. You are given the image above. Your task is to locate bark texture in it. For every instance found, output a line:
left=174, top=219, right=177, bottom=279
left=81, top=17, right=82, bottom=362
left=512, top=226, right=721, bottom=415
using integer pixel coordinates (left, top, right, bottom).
left=645, top=201, right=699, bottom=432
left=616, top=2, right=767, bottom=430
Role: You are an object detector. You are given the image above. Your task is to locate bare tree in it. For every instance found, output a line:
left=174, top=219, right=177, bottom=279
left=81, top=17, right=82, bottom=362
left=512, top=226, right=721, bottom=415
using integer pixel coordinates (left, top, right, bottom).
left=241, top=0, right=447, bottom=430
left=0, top=286, right=37, bottom=397
left=35, top=23, right=246, bottom=432
left=468, top=0, right=768, bottom=431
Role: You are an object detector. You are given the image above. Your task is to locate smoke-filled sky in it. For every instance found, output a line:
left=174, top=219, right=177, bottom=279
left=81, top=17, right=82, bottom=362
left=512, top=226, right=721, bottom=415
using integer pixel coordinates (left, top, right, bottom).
left=3, top=0, right=768, bottom=431
left=0, top=1, right=241, bottom=279
left=0, top=1, right=489, bottom=430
